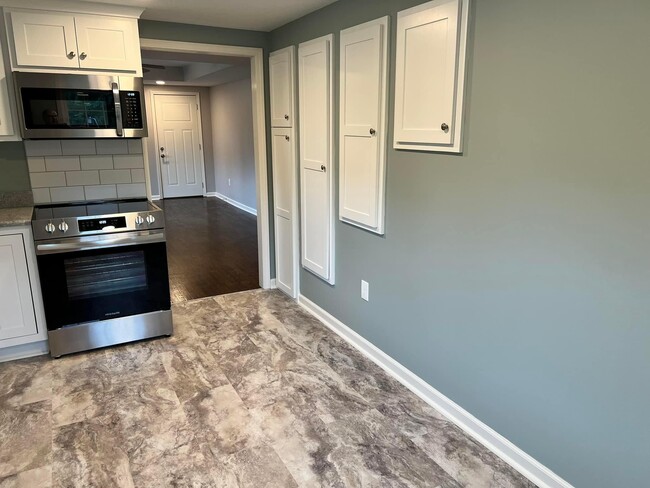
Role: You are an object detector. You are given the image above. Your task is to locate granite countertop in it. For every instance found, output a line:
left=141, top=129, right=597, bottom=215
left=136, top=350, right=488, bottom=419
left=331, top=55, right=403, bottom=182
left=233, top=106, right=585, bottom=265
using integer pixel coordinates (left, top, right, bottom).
left=0, top=206, right=33, bottom=228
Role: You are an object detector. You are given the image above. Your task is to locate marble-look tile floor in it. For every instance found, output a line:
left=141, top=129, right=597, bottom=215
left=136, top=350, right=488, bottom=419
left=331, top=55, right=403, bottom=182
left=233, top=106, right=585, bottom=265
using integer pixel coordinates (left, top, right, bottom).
left=0, top=290, right=536, bottom=488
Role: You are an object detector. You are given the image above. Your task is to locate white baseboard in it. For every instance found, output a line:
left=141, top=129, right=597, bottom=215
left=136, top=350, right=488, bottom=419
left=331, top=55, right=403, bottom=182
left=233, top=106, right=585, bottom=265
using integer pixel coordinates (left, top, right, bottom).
left=297, top=295, right=573, bottom=488
left=150, top=194, right=161, bottom=201
left=206, top=192, right=257, bottom=216
left=269, top=278, right=277, bottom=289
left=0, top=340, right=49, bottom=363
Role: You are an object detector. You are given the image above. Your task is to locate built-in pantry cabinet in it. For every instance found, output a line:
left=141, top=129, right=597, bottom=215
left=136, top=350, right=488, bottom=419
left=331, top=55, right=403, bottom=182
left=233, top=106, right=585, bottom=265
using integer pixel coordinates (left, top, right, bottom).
left=298, top=34, right=335, bottom=285
left=0, top=226, right=47, bottom=359
left=4, top=7, right=143, bottom=74
left=394, top=0, right=469, bottom=153
left=339, top=17, right=389, bottom=235
left=269, top=47, right=299, bottom=298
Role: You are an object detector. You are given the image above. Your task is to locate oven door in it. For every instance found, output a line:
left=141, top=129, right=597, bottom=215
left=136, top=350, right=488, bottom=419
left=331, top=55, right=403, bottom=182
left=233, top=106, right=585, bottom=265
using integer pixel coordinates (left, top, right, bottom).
left=35, top=231, right=170, bottom=331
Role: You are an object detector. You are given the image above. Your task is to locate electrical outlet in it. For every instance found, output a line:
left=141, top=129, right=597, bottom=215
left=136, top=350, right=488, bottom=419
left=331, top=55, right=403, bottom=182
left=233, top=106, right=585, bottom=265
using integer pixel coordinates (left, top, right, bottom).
left=361, top=280, right=369, bottom=301
left=228, top=178, right=231, bottom=186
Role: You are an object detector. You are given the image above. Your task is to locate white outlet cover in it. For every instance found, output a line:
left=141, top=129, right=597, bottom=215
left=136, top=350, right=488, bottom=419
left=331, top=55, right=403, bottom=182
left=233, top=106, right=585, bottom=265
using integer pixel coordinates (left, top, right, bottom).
left=361, top=280, right=369, bottom=301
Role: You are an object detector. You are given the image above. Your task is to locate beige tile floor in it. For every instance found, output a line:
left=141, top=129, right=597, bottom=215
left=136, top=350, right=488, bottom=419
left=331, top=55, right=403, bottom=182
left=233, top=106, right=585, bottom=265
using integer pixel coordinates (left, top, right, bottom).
left=0, top=289, right=536, bottom=487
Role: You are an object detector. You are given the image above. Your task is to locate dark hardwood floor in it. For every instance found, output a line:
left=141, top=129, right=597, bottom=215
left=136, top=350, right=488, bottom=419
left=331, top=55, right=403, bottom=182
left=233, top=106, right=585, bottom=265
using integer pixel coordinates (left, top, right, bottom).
left=157, top=197, right=259, bottom=303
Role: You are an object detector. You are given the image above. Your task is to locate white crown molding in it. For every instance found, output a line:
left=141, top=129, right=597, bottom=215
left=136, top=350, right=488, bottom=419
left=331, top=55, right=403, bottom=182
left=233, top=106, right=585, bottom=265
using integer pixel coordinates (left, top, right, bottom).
left=297, top=294, right=574, bottom=488
left=0, top=1, right=144, bottom=18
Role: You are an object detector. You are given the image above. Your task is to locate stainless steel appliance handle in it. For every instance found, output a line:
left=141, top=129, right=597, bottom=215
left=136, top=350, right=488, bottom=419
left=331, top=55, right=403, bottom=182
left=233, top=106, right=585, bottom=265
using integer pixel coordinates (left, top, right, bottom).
left=36, top=231, right=165, bottom=255
left=112, top=81, right=123, bottom=137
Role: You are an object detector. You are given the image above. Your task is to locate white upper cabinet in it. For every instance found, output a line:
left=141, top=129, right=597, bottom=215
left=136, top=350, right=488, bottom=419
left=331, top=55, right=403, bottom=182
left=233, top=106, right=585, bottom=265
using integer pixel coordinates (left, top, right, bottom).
left=0, top=26, right=16, bottom=138
left=6, top=8, right=142, bottom=74
left=9, top=10, right=79, bottom=69
left=298, top=34, right=335, bottom=284
left=74, top=14, right=139, bottom=71
left=394, top=0, right=470, bottom=153
left=339, top=17, right=388, bottom=234
left=269, top=46, right=295, bottom=127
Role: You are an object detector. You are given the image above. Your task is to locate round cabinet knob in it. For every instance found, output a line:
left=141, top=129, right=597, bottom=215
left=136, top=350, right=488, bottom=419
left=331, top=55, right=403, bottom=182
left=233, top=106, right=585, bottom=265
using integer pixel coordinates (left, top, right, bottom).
left=135, top=215, right=145, bottom=225
left=146, top=214, right=156, bottom=225
left=369, top=128, right=376, bottom=135
left=58, top=222, right=69, bottom=233
left=441, top=122, right=449, bottom=132
left=284, top=114, right=289, bottom=120
left=321, top=165, right=326, bottom=172
left=45, top=223, right=56, bottom=234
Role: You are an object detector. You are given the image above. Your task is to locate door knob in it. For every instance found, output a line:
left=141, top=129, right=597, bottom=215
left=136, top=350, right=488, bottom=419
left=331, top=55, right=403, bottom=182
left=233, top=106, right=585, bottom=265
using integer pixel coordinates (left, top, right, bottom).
left=67, top=51, right=76, bottom=59
left=369, top=128, right=376, bottom=135
left=321, top=165, right=326, bottom=172
left=441, top=122, right=449, bottom=132
left=79, top=52, right=87, bottom=60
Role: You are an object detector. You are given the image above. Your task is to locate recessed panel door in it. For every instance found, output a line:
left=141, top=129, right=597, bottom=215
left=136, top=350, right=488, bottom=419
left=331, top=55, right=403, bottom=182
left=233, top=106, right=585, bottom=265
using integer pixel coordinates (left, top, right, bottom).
left=154, top=94, right=204, bottom=198
left=269, top=47, right=294, bottom=127
left=74, top=15, right=140, bottom=72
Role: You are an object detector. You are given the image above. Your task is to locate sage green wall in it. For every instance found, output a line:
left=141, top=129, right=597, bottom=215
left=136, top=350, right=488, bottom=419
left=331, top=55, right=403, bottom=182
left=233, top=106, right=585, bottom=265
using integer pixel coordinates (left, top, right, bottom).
left=270, top=0, right=650, bottom=486
left=0, top=142, right=30, bottom=193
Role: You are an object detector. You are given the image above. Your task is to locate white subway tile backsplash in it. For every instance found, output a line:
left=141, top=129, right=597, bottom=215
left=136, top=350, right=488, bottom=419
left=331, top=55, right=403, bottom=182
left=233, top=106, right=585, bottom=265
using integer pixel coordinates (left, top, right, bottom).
left=80, top=155, right=114, bottom=170
left=27, top=157, right=46, bottom=173
left=100, top=169, right=132, bottom=184
left=96, top=139, right=129, bottom=155
left=128, top=140, right=143, bottom=154
left=61, top=140, right=97, bottom=155
left=24, top=140, right=62, bottom=157
left=30, top=172, right=66, bottom=188
left=45, top=156, right=81, bottom=172
left=130, top=169, right=145, bottom=183
left=65, top=170, right=100, bottom=186
left=50, top=186, right=85, bottom=203
left=32, top=188, right=51, bottom=204
left=113, top=154, right=144, bottom=169
left=84, top=185, right=117, bottom=200
left=117, top=183, right=146, bottom=199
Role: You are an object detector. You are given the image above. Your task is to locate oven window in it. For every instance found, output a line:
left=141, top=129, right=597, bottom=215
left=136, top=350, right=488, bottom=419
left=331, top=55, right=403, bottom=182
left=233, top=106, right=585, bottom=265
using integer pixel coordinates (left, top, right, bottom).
left=21, top=87, right=116, bottom=129
left=64, top=250, right=148, bottom=300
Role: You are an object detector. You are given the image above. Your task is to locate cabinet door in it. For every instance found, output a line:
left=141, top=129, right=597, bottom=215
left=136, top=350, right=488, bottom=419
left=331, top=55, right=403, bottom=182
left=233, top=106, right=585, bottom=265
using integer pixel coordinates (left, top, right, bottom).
left=0, top=234, right=37, bottom=341
left=394, top=0, right=469, bottom=153
left=0, top=41, right=15, bottom=137
left=269, top=47, right=295, bottom=127
left=339, top=17, right=388, bottom=234
left=74, top=14, right=140, bottom=72
left=298, top=35, right=335, bottom=284
left=10, top=10, right=79, bottom=68
left=272, top=128, right=299, bottom=297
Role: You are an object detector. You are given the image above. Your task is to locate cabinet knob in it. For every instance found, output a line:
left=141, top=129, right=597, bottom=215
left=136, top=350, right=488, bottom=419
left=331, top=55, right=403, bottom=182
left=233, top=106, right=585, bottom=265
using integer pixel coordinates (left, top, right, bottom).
left=160, top=147, right=165, bottom=152
left=79, top=52, right=87, bottom=60
left=321, top=165, right=326, bottom=172
left=284, top=135, right=290, bottom=141
left=284, top=114, right=289, bottom=120
left=441, top=122, right=449, bottom=132
left=369, top=128, right=376, bottom=136
left=67, top=51, right=76, bottom=59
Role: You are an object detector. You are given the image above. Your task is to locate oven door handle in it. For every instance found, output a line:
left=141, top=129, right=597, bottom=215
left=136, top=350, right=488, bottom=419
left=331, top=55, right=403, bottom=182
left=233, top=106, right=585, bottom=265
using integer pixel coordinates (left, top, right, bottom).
left=36, top=231, right=165, bottom=255
left=112, top=81, right=123, bottom=137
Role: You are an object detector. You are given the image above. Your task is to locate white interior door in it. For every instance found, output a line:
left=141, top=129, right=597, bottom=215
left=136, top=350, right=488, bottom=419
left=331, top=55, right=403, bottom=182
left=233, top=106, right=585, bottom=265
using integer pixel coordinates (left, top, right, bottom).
left=394, top=0, right=459, bottom=146
left=271, top=128, right=299, bottom=297
left=269, top=47, right=294, bottom=128
left=154, top=93, right=204, bottom=198
left=0, top=234, right=37, bottom=341
left=339, top=17, right=388, bottom=234
left=74, top=15, right=140, bottom=72
left=298, top=35, right=335, bottom=284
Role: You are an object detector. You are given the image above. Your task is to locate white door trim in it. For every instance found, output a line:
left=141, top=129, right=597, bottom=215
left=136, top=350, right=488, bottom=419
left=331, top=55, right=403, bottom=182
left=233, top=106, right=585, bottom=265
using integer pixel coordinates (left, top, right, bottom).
left=139, top=38, right=271, bottom=289
left=149, top=90, right=207, bottom=198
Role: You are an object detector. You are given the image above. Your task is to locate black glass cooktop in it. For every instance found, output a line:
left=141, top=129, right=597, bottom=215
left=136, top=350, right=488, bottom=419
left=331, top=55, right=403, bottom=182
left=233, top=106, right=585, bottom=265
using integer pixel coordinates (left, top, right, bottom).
left=33, top=198, right=158, bottom=220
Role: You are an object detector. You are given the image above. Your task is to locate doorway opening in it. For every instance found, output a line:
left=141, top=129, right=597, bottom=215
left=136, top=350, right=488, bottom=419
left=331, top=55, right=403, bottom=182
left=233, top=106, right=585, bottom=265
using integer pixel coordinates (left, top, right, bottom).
left=139, top=39, right=271, bottom=302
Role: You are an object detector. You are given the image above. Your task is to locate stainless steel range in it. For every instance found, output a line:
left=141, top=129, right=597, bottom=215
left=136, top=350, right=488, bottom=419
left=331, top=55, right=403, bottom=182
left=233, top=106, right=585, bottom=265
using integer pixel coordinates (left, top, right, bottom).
left=32, top=199, right=172, bottom=358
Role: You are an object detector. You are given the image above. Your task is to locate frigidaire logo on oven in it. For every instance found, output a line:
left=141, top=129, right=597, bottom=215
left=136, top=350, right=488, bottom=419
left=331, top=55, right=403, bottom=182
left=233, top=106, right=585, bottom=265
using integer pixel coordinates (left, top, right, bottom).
left=105, top=311, right=121, bottom=317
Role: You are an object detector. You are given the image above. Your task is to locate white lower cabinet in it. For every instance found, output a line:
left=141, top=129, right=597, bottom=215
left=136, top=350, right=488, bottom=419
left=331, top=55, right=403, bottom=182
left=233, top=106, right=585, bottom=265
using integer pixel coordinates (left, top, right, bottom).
left=0, top=226, right=47, bottom=359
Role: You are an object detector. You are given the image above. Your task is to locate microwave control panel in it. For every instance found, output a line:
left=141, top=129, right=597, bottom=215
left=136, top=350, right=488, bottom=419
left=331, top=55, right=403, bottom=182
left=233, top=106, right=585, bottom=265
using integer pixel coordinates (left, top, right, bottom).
left=120, top=91, right=143, bottom=129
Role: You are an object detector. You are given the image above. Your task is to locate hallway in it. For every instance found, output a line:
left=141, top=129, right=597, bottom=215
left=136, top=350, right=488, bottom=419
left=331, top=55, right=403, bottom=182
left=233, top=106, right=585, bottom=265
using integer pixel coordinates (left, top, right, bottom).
left=158, top=197, right=259, bottom=302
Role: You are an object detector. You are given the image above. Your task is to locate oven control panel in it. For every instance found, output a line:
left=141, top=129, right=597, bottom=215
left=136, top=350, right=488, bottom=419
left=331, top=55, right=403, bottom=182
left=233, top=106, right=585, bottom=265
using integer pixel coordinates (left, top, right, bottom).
left=79, top=216, right=127, bottom=232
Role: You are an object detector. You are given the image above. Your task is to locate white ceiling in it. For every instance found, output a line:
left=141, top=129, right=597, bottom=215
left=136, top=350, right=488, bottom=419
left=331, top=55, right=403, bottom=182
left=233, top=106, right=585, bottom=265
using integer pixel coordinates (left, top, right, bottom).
left=80, top=0, right=338, bottom=31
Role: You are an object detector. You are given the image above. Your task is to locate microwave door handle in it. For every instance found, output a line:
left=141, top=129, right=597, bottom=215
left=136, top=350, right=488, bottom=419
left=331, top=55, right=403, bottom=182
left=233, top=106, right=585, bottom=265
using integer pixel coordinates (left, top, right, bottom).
left=112, top=82, right=123, bottom=137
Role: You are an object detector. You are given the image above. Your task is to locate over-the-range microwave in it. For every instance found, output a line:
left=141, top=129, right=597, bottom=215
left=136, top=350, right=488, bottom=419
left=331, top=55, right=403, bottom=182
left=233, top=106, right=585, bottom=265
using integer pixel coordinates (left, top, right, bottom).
left=13, top=72, right=147, bottom=139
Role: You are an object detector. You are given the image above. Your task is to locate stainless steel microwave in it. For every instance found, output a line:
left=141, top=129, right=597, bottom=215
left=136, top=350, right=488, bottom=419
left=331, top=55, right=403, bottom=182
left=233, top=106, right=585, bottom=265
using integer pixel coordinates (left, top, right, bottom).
left=14, top=72, right=147, bottom=139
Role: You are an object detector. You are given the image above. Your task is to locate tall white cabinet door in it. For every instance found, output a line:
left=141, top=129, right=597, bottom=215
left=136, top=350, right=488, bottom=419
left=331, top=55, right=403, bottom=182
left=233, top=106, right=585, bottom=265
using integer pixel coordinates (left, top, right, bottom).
left=394, top=0, right=470, bottom=153
left=272, top=128, right=299, bottom=297
left=74, top=15, right=140, bottom=72
left=298, top=35, right=335, bottom=284
left=9, top=11, right=79, bottom=69
left=339, top=17, right=388, bottom=234
left=269, top=47, right=295, bottom=128
left=0, top=234, right=37, bottom=341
